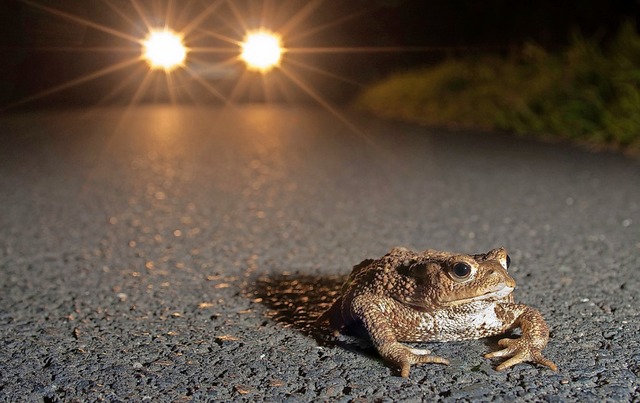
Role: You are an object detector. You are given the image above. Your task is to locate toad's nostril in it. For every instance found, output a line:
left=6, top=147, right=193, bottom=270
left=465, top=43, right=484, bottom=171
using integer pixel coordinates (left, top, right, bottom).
left=504, top=275, right=516, bottom=288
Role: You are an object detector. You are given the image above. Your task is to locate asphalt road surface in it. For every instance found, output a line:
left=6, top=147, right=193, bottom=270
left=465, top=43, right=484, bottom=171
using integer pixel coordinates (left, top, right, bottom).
left=1, top=105, right=638, bottom=401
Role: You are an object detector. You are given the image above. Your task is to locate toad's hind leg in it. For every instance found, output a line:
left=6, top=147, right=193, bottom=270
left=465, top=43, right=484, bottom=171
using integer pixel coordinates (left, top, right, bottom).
left=354, top=296, right=449, bottom=377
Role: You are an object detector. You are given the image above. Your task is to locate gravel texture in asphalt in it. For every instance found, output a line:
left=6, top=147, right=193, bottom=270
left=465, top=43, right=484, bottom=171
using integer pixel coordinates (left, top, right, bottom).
left=1, top=105, right=639, bottom=401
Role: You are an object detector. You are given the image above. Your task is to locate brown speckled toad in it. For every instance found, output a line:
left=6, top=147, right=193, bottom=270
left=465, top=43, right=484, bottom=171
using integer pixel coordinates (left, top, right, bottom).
left=317, top=247, right=557, bottom=377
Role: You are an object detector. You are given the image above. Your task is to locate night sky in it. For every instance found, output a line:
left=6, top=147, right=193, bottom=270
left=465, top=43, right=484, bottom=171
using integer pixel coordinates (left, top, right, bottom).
left=0, top=0, right=637, bottom=107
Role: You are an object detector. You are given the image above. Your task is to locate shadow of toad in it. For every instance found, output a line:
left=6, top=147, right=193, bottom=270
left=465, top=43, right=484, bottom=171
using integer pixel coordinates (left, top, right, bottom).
left=249, top=272, right=344, bottom=338
left=248, top=272, right=378, bottom=354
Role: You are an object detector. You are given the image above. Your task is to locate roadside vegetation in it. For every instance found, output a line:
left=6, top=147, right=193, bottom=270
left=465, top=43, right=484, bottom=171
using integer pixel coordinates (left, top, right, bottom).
left=355, top=22, right=640, bottom=155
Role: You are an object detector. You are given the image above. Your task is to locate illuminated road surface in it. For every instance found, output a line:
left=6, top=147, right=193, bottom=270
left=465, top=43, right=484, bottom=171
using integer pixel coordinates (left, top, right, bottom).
left=1, top=105, right=638, bottom=401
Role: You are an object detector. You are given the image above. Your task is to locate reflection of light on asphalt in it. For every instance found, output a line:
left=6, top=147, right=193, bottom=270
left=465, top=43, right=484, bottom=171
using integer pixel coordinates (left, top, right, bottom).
left=240, top=31, right=283, bottom=72
left=143, top=30, right=187, bottom=71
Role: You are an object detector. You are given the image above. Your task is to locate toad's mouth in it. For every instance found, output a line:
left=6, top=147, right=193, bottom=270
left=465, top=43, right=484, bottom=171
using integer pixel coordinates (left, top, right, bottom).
left=441, top=285, right=515, bottom=306
left=401, top=286, right=514, bottom=311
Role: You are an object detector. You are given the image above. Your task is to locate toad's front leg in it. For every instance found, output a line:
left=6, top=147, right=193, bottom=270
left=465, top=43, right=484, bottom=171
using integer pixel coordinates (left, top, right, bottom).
left=486, top=304, right=558, bottom=371
left=352, top=296, right=449, bottom=377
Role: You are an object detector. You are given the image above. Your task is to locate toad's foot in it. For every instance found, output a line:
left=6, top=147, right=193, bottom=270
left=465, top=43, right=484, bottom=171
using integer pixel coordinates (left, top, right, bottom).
left=379, top=343, right=449, bottom=377
left=485, top=337, right=557, bottom=371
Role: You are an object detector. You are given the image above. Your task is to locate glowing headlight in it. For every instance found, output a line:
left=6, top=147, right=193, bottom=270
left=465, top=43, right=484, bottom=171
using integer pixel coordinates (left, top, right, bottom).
left=240, top=31, right=283, bottom=72
left=143, top=29, right=187, bottom=71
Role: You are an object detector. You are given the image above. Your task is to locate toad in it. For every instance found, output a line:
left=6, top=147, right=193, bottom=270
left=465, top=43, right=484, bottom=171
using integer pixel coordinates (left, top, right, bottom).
left=317, top=247, right=557, bottom=377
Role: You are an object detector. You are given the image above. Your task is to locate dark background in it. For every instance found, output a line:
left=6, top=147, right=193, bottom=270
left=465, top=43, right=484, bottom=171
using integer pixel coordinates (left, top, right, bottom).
left=0, top=0, right=638, bottom=108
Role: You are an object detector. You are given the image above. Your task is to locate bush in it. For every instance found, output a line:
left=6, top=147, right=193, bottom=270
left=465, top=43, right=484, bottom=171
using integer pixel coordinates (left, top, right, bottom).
left=355, top=22, right=640, bottom=154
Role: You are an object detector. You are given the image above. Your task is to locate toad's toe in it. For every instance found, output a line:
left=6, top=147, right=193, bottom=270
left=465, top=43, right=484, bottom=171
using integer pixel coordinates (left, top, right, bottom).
left=381, top=342, right=449, bottom=377
left=486, top=337, right=557, bottom=371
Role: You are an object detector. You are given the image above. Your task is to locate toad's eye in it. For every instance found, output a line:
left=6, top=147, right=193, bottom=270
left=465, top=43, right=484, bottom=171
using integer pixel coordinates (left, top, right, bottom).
left=451, top=262, right=472, bottom=279
left=506, top=255, right=511, bottom=269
